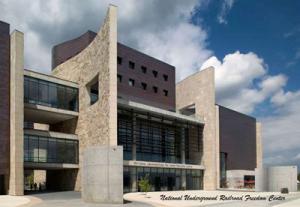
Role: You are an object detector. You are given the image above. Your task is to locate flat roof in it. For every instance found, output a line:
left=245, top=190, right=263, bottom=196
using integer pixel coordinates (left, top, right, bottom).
left=24, top=69, right=78, bottom=88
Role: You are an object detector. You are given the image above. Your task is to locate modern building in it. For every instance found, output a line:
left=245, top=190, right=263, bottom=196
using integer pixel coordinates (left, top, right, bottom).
left=0, top=5, right=262, bottom=202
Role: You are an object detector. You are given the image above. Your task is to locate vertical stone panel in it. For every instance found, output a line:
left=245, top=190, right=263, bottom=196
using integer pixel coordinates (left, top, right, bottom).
left=215, top=105, right=220, bottom=188
left=176, top=67, right=217, bottom=190
left=9, top=30, right=24, bottom=195
left=0, top=21, right=10, bottom=194
left=256, top=122, right=263, bottom=168
left=51, top=5, right=118, bottom=191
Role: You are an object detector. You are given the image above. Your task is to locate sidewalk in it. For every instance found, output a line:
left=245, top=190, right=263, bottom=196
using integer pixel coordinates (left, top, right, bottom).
left=0, top=195, right=30, bottom=207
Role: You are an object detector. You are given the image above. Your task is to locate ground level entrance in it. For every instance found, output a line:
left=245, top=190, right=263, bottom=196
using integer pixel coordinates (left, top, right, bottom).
left=0, top=175, right=5, bottom=195
left=24, top=169, right=78, bottom=193
left=124, top=166, right=203, bottom=193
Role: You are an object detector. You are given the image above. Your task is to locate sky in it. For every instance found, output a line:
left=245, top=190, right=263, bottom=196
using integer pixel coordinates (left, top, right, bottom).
left=0, top=0, right=300, bottom=169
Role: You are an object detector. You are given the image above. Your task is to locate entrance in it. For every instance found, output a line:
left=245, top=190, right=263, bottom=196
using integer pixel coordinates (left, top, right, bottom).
left=24, top=169, right=78, bottom=193
left=154, top=176, right=161, bottom=191
left=0, top=175, right=4, bottom=195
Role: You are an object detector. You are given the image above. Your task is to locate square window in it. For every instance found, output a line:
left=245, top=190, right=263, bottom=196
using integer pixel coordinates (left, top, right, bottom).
left=163, top=74, right=168, bottom=81
left=153, top=86, right=158, bottom=93
left=117, top=56, right=122, bottom=65
left=141, top=82, right=147, bottom=90
left=117, top=74, right=122, bottom=83
left=129, top=61, right=135, bottom=69
left=152, top=70, right=158, bottom=78
left=141, top=66, right=147, bottom=73
left=163, top=89, right=168, bottom=96
left=129, top=79, right=135, bottom=87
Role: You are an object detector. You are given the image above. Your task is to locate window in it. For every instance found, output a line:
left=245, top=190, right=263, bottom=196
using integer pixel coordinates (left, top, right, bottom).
left=87, top=75, right=99, bottom=105
left=153, top=86, right=158, bottom=93
left=24, top=76, right=78, bottom=111
left=163, top=90, right=168, bottom=96
left=152, top=70, right=158, bottom=78
left=141, top=66, right=147, bottom=74
left=129, top=79, right=135, bottom=87
left=24, top=134, right=79, bottom=164
left=117, top=56, right=122, bottom=65
left=117, top=74, right=122, bottom=83
left=163, top=74, right=168, bottom=81
left=129, top=61, right=135, bottom=69
left=141, top=82, right=147, bottom=90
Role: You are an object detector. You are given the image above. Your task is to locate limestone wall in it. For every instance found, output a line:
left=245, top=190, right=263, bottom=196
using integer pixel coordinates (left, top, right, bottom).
left=9, top=30, right=24, bottom=195
left=256, top=122, right=263, bottom=168
left=176, top=67, right=217, bottom=190
left=51, top=5, right=118, bottom=191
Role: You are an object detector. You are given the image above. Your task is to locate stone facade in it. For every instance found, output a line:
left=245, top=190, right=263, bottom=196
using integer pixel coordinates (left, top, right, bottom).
left=9, top=30, right=24, bottom=196
left=256, top=122, right=263, bottom=168
left=176, top=67, right=217, bottom=190
left=52, top=5, right=118, bottom=192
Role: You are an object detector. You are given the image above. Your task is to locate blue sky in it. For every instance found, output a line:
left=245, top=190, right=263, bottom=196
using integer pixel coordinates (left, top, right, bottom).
left=0, top=0, right=299, bottom=168
left=195, top=0, right=300, bottom=92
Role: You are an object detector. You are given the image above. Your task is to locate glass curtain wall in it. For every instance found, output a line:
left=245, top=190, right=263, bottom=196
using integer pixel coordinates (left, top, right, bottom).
left=123, top=166, right=203, bottom=193
left=24, top=134, right=79, bottom=164
left=118, top=108, right=203, bottom=164
left=24, top=76, right=78, bottom=111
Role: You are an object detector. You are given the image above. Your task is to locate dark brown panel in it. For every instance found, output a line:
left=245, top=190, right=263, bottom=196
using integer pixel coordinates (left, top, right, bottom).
left=117, top=43, right=175, bottom=111
left=0, top=21, right=10, bottom=179
left=219, top=105, right=257, bottom=170
left=51, top=31, right=176, bottom=111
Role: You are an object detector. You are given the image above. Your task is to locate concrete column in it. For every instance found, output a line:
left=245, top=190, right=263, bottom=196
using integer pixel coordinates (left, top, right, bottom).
left=215, top=105, right=220, bottom=188
left=132, top=114, right=137, bottom=160
left=181, top=127, right=185, bottom=164
left=181, top=170, right=186, bottom=190
left=9, top=30, right=24, bottom=196
left=130, top=168, right=137, bottom=192
left=82, top=146, right=123, bottom=204
left=256, top=122, right=263, bottom=168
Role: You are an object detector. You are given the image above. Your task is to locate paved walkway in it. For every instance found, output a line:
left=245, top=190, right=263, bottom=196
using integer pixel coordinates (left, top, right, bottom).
left=0, top=195, right=30, bottom=207
left=124, top=190, right=300, bottom=207
left=28, top=191, right=152, bottom=207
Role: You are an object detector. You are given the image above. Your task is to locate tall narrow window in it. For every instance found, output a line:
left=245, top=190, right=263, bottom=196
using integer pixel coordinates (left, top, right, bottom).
left=141, top=66, right=147, bottom=74
left=87, top=75, right=99, bottom=105
left=141, top=82, right=147, bottom=90
left=117, top=56, right=122, bottom=65
left=152, top=70, right=158, bottom=78
left=129, top=79, right=135, bottom=87
left=153, top=86, right=158, bottom=93
left=129, top=61, right=135, bottom=69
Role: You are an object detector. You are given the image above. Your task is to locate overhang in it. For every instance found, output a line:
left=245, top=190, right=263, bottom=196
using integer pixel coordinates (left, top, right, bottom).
left=118, top=99, right=204, bottom=124
left=24, top=103, right=78, bottom=124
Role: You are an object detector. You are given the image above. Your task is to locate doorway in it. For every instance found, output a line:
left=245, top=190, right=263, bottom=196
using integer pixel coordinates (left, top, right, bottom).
left=0, top=175, right=4, bottom=195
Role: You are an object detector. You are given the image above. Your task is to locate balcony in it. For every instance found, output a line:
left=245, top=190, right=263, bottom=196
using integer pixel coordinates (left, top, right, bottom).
left=24, top=131, right=79, bottom=169
left=24, top=73, right=79, bottom=124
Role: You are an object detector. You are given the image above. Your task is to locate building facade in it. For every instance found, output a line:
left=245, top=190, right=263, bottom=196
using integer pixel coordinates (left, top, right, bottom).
left=0, top=5, right=262, bottom=202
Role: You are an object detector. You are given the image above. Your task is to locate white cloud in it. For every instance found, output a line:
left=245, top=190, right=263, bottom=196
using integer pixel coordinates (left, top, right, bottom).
left=0, top=0, right=209, bottom=79
left=261, top=91, right=300, bottom=167
left=217, top=0, right=235, bottom=24
left=138, top=23, right=212, bottom=81
left=201, top=51, right=287, bottom=113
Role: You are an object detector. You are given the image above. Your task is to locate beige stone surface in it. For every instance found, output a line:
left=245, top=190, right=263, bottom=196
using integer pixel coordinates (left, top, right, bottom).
left=51, top=5, right=118, bottom=191
left=176, top=67, right=217, bottom=190
left=9, top=30, right=24, bottom=196
left=215, top=105, right=220, bottom=189
left=256, top=122, right=263, bottom=168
